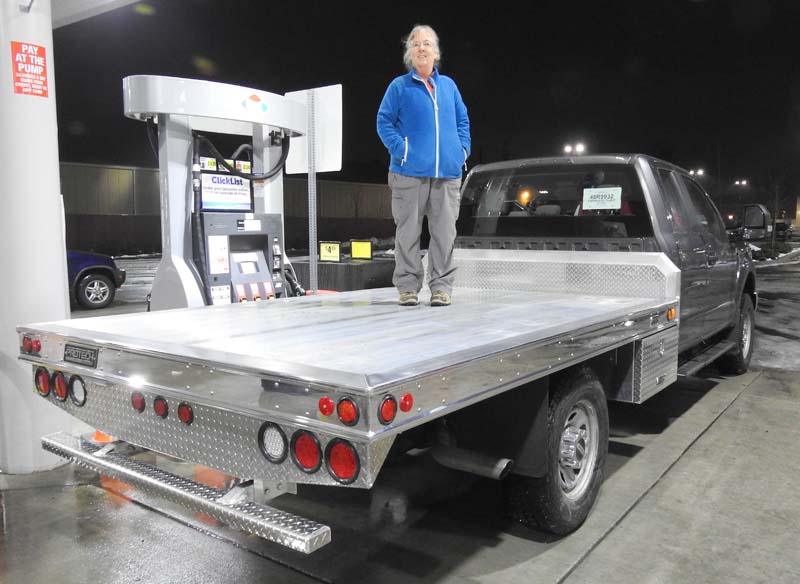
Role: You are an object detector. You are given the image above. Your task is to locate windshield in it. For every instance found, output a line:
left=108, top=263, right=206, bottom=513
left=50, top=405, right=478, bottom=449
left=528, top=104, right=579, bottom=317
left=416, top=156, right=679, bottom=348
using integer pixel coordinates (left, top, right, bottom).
left=457, top=164, right=654, bottom=239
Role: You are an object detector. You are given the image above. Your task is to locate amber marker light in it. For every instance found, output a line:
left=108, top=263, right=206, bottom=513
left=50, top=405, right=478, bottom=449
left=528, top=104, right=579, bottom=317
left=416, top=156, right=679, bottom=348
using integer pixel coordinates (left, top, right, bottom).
left=667, top=308, right=677, bottom=321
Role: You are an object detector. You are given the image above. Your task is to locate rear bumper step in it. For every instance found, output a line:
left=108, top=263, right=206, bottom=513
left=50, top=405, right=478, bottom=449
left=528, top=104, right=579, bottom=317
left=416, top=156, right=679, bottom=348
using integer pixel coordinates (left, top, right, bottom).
left=42, top=432, right=331, bottom=554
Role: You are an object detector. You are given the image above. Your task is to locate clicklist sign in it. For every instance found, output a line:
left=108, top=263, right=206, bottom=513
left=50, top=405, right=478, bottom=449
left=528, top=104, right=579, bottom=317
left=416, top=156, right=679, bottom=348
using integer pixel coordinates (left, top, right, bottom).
left=200, top=173, right=253, bottom=212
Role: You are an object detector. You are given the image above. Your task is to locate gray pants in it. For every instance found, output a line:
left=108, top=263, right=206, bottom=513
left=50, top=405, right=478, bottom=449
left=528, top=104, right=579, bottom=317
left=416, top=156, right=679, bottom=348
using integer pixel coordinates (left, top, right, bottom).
left=389, top=171, right=462, bottom=294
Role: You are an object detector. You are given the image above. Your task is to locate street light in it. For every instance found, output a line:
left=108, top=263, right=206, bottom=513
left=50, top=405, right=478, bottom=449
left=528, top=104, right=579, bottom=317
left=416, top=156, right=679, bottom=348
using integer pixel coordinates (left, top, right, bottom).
left=564, top=142, right=586, bottom=155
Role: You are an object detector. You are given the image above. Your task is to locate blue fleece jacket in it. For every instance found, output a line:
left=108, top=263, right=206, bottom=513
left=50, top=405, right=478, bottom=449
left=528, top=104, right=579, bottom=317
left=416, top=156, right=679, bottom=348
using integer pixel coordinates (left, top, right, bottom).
left=376, top=68, right=471, bottom=179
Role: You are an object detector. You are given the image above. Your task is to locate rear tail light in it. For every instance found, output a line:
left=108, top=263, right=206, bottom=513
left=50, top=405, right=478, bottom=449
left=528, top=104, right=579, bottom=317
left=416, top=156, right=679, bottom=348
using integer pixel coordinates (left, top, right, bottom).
left=52, top=372, right=68, bottom=401
left=69, top=376, right=87, bottom=406
left=378, top=396, right=397, bottom=424
left=258, top=422, right=288, bottom=463
left=399, top=393, right=414, bottom=412
left=32, top=339, right=41, bottom=353
left=325, top=439, right=360, bottom=484
left=177, top=402, right=194, bottom=425
left=22, top=336, right=32, bottom=353
left=131, top=392, right=146, bottom=412
left=35, top=367, right=50, bottom=396
left=318, top=396, right=334, bottom=416
left=153, top=396, right=169, bottom=418
left=337, top=398, right=359, bottom=426
left=291, top=431, right=322, bottom=473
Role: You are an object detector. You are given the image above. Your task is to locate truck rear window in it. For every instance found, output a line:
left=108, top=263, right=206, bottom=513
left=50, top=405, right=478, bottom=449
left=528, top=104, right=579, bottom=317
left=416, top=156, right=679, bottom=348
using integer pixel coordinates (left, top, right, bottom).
left=457, top=164, right=654, bottom=239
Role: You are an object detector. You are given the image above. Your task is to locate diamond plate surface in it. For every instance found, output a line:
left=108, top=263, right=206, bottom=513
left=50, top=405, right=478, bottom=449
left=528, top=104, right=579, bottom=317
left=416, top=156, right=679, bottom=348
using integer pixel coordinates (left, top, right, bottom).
left=40, top=376, right=393, bottom=488
left=431, top=249, right=675, bottom=300
left=42, top=432, right=330, bottom=553
left=634, top=327, right=679, bottom=402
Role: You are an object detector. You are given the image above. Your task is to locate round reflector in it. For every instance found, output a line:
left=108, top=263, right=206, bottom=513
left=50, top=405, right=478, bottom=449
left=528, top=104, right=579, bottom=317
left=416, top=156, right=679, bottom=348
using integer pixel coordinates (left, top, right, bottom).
left=378, top=396, right=397, bottom=425
left=318, top=396, right=334, bottom=416
left=131, top=392, right=146, bottom=412
left=52, top=372, right=68, bottom=401
left=153, top=396, right=169, bottom=418
left=177, top=402, right=194, bottom=425
left=32, top=339, right=42, bottom=353
left=69, top=376, right=87, bottom=406
left=291, top=431, right=321, bottom=473
left=258, top=422, right=287, bottom=463
left=399, top=393, right=414, bottom=412
left=325, top=439, right=360, bottom=484
left=337, top=398, right=359, bottom=426
left=22, top=336, right=32, bottom=353
left=35, top=367, right=50, bottom=396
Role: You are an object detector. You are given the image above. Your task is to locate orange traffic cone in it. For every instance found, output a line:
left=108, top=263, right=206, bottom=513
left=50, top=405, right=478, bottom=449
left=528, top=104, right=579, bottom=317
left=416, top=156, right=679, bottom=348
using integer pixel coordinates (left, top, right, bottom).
left=92, top=429, right=115, bottom=443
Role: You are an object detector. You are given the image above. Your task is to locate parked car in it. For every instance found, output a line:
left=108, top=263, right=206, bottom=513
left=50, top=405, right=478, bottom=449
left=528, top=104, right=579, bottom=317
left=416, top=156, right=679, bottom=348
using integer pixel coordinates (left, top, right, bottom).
left=67, top=250, right=126, bottom=309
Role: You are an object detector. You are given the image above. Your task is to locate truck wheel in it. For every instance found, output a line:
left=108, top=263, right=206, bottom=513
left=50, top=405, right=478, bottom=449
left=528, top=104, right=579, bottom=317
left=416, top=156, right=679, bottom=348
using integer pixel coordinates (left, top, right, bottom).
left=77, top=273, right=115, bottom=309
left=718, top=294, right=755, bottom=375
left=504, top=367, right=608, bottom=535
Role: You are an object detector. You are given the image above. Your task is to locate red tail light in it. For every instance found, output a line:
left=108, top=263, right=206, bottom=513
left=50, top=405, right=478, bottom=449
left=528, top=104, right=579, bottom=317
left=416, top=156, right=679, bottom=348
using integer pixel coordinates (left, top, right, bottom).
left=318, top=396, right=334, bottom=416
left=53, top=372, right=68, bottom=401
left=32, top=339, right=41, bottom=353
left=35, top=367, right=50, bottom=396
left=337, top=398, right=359, bottom=426
left=177, top=402, right=193, bottom=425
left=131, top=392, right=146, bottom=412
left=325, top=439, right=360, bottom=484
left=291, top=431, right=321, bottom=473
left=153, top=397, right=169, bottom=418
left=22, top=336, right=32, bottom=353
left=378, top=396, right=397, bottom=424
left=399, top=393, right=414, bottom=412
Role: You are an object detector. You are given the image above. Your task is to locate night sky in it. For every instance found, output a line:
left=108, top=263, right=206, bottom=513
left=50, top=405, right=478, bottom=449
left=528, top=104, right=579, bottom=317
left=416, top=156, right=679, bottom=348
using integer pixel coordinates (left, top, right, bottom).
left=53, top=0, right=800, bottom=205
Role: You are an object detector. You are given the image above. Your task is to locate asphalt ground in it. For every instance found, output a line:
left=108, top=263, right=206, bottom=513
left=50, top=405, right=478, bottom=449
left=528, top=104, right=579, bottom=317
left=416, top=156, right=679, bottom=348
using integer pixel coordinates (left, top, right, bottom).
left=2, top=250, right=797, bottom=583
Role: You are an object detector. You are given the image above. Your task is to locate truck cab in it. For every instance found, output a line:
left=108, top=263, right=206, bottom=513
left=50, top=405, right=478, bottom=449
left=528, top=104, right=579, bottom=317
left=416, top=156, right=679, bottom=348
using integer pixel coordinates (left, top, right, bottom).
left=455, top=154, right=756, bottom=363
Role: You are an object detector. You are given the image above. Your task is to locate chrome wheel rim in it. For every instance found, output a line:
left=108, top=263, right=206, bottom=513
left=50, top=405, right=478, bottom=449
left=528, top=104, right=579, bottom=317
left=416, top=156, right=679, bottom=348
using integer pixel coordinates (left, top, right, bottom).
left=85, top=280, right=110, bottom=304
left=559, top=399, right=599, bottom=501
left=741, top=307, right=753, bottom=357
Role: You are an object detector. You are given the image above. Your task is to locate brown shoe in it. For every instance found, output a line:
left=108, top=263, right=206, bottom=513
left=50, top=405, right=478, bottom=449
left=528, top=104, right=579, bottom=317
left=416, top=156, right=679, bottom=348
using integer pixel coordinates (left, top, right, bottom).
left=398, top=291, right=419, bottom=306
left=430, top=291, right=451, bottom=306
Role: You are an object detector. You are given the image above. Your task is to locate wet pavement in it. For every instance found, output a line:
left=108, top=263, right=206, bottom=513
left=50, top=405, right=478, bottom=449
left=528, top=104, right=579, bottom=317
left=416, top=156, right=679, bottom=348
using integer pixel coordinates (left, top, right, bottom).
left=3, top=252, right=796, bottom=582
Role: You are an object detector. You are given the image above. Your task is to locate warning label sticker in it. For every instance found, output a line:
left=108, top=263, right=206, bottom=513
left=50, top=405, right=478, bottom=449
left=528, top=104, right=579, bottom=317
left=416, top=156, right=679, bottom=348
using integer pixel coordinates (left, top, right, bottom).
left=11, top=41, right=48, bottom=97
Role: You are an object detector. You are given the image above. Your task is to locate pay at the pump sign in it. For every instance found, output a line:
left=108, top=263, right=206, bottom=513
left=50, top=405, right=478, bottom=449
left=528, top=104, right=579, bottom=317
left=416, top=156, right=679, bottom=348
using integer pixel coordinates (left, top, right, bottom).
left=10, top=41, right=48, bottom=97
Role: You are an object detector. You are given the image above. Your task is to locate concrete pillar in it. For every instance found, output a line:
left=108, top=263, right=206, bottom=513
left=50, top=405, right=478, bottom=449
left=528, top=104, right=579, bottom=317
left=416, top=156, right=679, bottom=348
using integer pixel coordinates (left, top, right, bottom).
left=0, top=0, right=72, bottom=473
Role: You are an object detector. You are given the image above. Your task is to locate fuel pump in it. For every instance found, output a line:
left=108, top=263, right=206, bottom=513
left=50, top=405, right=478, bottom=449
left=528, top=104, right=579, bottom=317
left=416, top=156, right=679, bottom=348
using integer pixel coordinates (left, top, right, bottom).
left=191, top=147, right=294, bottom=304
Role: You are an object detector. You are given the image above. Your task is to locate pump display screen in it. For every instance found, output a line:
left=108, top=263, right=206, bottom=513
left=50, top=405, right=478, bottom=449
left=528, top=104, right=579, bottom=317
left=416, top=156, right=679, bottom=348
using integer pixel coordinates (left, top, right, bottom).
left=239, top=261, right=258, bottom=274
left=200, top=172, right=254, bottom=212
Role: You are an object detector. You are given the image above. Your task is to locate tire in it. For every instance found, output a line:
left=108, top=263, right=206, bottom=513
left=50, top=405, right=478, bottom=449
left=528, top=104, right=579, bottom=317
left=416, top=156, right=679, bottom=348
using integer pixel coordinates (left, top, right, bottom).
left=504, top=367, right=609, bottom=535
left=76, top=273, right=115, bottom=309
left=717, top=294, right=755, bottom=375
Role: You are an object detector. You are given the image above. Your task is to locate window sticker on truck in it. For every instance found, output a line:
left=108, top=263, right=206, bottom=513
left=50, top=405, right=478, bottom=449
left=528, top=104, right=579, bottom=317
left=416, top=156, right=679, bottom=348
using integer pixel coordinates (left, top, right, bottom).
left=583, top=187, right=622, bottom=210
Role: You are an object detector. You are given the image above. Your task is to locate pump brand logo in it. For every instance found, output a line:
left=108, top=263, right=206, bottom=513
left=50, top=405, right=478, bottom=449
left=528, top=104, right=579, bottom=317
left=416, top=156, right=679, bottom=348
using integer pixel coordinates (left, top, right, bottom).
left=64, top=344, right=98, bottom=368
left=242, top=94, right=268, bottom=113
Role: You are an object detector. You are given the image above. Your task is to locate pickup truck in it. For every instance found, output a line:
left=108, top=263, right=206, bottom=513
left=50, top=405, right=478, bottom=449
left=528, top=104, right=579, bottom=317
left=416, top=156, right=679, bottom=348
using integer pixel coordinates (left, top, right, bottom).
left=16, top=154, right=755, bottom=554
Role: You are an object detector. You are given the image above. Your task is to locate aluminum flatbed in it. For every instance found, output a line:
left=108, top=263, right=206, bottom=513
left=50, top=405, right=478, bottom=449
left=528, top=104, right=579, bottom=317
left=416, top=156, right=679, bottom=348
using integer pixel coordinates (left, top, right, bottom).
left=18, top=250, right=681, bottom=552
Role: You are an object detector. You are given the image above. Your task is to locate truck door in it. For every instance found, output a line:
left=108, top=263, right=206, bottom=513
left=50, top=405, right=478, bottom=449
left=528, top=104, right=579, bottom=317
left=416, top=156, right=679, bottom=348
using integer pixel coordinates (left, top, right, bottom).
left=677, top=176, right=737, bottom=336
left=655, top=168, right=707, bottom=349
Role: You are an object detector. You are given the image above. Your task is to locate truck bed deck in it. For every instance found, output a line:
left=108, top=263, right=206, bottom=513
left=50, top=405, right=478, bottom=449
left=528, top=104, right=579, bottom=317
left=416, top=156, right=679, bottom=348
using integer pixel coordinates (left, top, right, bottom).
left=31, top=286, right=665, bottom=391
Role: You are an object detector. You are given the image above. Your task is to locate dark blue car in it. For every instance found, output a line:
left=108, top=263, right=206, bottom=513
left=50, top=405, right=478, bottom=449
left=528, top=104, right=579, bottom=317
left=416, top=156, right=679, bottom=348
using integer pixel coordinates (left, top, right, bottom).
left=67, top=250, right=126, bottom=309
